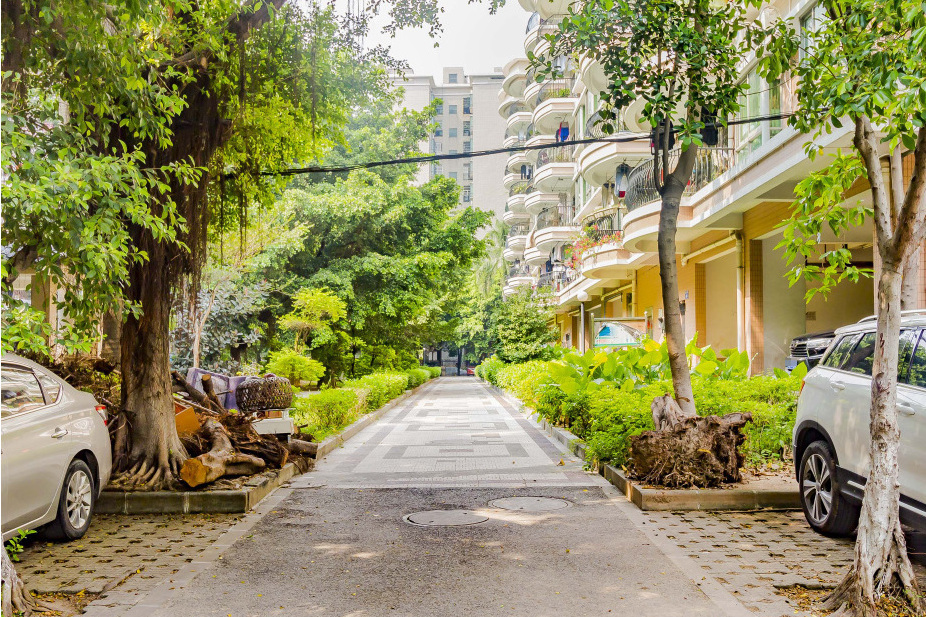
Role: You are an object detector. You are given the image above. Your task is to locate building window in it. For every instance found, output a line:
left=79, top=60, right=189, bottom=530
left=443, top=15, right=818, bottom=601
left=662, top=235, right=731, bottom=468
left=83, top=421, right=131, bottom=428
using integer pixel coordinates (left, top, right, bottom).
left=449, top=127, right=458, bottom=138
left=463, top=97, right=472, bottom=114
left=449, top=73, right=458, bottom=83
left=463, top=185, right=471, bottom=202
left=463, top=141, right=472, bottom=153
left=449, top=171, right=458, bottom=180
left=735, top=67, right=785, bottom=160
left=450, top=149, right=458, bottom=155
left=434, top=102, right=443, bottom=115
left=434, top=122, right=442, bottom=137
left=431, top=141, right=442, bottom=154
left=463, top=120, right=471, bottom=136
left=448, top=104, right=458, bottom=115
left=799, top=3, right=827, bottom=60
left=431, top=162, right=441, bottom=178
left=463, top=163, right=473, bottom=181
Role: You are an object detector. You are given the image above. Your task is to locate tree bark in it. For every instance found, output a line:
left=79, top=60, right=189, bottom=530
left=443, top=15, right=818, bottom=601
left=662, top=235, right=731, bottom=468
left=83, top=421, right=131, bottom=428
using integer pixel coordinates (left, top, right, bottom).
left=657, top=145, right=699, bottom=417
left=180, top=418, right=265, bottom=487
left=825, top=118, right=926, bottom=616
left=2, top=545, right=39, bottom=616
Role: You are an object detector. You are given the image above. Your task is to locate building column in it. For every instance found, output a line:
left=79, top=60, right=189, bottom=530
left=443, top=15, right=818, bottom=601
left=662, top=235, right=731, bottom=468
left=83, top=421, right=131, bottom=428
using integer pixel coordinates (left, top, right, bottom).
left=746, top=239, right=764, bottom=373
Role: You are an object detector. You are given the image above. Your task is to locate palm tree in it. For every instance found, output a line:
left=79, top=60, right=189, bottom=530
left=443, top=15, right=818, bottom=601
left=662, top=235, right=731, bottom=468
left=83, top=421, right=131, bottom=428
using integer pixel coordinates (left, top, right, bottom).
left=473, top=217, right=508, bottom=296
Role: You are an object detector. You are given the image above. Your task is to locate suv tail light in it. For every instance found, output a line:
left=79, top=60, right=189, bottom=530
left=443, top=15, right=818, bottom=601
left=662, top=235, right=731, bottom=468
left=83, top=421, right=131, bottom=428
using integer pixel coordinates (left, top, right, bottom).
left=95, top=404, right=108, bottom=426
left=799, top=379, right=806, bottom=395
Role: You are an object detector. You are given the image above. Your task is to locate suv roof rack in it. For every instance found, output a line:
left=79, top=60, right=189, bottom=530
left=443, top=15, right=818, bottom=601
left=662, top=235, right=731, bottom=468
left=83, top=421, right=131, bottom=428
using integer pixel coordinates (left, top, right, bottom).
left=857, top=309, right=926, bottom=324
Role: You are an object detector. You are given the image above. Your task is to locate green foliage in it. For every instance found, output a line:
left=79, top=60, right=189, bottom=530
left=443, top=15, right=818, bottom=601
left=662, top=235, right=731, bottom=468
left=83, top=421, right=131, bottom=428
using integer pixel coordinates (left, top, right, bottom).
left=492, top=287, right=557, bottom=364
left=265, top=350, right=326, bottom=386
left=493, top=360, right=552, bottom=404
left=404, top=368, right=431, bottom=389
left=342, top=371, right=410, bottom=411
left=291, top=389, right=363, bottom=442
left=4, top=529, right=35, bottom=562
left=278, top=287, right=347, bottom=352
left=425, top=366, right=442, bottom=378
left=476, top=356, right=507, bottom=386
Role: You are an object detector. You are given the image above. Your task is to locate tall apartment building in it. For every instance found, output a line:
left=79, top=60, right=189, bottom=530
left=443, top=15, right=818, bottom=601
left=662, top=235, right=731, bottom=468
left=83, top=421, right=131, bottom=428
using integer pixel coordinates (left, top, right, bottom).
left=501, top=0, right=926, bottom=373
left=392, top=68, right=508, bottom=220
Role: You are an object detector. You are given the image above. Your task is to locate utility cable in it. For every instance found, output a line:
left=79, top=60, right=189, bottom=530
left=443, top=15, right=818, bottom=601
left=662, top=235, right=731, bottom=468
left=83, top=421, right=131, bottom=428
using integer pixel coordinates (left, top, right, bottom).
left=224, top=111, right=794, bottom=179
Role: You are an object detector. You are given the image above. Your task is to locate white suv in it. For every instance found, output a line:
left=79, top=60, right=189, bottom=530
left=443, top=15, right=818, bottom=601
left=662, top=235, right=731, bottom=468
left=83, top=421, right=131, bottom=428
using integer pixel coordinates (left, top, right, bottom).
left=793, top=312, right=926, bottom=536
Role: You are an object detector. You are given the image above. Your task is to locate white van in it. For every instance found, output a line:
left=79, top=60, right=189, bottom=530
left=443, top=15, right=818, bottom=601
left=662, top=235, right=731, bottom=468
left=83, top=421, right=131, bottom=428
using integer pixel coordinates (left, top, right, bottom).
left=793, top=312, right=926, bottom=535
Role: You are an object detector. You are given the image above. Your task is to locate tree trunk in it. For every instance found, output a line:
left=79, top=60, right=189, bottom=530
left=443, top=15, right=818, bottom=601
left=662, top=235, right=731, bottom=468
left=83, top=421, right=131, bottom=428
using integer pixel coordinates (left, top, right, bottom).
left=826, top=118, right=926, bottom=616
left=900, top=246, right=920, bottom=310
left=657, top=146, right=699, bottom=417
left=180, top=418, right=265, bottom=487
left=112, top=252, right=189, bottom=489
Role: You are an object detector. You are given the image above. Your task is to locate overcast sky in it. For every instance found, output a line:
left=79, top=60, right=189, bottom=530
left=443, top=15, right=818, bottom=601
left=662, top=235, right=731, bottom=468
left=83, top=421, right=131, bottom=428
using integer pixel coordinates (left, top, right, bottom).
left=364, top=2, right=528, bottom=83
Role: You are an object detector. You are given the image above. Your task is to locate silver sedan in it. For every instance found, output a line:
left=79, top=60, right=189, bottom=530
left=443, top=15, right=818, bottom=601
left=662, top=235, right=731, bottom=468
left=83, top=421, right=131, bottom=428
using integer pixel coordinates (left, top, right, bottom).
left=1, top=354, right=112, bottom=541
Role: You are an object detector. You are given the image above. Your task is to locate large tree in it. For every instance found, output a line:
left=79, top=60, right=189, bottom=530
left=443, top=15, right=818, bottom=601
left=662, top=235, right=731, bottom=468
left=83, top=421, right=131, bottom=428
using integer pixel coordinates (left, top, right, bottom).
left=1, top=0, right=442, bottom=491
left=759, top=0, right=926, bottom=613
left=545, top=0, right=760, bottom=417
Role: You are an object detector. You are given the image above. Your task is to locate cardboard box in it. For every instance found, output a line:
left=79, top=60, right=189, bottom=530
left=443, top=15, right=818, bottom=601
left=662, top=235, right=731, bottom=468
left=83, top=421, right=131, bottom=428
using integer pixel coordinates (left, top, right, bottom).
left=174, top=405, right=201, bottom=437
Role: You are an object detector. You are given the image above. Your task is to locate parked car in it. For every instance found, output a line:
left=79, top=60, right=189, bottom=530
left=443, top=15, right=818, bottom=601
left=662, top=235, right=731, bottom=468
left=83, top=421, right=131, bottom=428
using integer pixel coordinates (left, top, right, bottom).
left=1, top=354, right=112, bottom=542
left=466, top=367, right=475, bottom=376
left=786, top=330, right=836, bottom=371
left=792, top=312, right=926, bottom=536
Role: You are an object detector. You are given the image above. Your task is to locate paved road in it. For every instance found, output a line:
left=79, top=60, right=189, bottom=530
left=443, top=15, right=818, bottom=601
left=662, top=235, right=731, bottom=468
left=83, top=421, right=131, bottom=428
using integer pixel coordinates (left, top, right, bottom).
left=119, top=377, right=746, bottom=617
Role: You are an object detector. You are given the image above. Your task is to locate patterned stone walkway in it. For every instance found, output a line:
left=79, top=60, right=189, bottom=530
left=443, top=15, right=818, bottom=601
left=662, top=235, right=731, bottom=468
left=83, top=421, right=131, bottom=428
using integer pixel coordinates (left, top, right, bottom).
left=295, top=377, right=592, bottom=489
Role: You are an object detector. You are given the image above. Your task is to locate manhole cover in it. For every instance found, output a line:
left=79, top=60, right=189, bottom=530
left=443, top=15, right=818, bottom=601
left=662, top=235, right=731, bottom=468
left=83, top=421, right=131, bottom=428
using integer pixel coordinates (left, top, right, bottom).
left=404, top=510, right=489, bottom=527
left=488, top=497, right=571, bottom=512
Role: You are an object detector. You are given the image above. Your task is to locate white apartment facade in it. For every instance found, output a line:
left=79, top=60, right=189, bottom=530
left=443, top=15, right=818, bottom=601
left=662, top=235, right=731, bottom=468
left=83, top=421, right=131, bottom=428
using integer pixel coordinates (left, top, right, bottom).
left=501, top=0, right=925, bottom=373
left=393, top=68, right=509, bottom=220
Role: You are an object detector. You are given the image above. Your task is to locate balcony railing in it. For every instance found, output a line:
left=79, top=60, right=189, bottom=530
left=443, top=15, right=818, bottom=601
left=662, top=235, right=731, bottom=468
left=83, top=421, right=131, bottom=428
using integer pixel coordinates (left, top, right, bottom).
left=581, top=206, right=624, bottom=243
left=536, top=268, right=578, bottom=293
left=525, top=12, right=540, bottom=34
left=536, top=202, right=578, bottom=230
left=536, top=79, right=577, bottom=106
left=508, top=263, right=531, bottom=278
left=508, top=224, right=530, bottom=238
left=506, top=103, right=530, bottom=118
left=585, top=109, right=628, bottom=139
left=625, top=147, right=735, bottom=211
left=536, top=143, right=576, bottom=168
left=509, top=181, right=530, bottom=197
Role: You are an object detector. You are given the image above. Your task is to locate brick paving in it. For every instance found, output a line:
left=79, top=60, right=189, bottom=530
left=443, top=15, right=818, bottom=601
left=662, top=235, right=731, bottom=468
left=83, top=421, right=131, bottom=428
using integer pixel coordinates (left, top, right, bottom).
left=642, top=509, right=926, bottom=616
left=18, top=513, right=240, bottom=601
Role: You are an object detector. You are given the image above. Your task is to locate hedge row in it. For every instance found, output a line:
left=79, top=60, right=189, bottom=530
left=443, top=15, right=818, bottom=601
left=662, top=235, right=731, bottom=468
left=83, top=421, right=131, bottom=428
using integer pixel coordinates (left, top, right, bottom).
left=479, top=357, right=800, bottom=468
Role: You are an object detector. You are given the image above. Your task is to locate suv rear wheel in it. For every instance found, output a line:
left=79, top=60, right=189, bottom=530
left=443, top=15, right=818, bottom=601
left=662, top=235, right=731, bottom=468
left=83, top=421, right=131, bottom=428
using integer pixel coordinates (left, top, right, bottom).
left=799, top=440, right=859, bottom=536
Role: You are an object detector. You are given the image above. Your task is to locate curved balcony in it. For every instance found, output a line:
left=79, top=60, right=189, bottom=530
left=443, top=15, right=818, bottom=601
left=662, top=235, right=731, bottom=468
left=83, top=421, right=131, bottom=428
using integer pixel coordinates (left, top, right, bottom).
left=524, top=12, right=542, bottom=53
left=504, top=224, right=530, bottom=260
left=502, top=59, right=529, bottom=98
left=525, top=188, right=564, bottom=215
left=534, top=203, right=579, bottom=253
left=536, top=268, right=578, bottom=294
left=537, top=0, right=570, bottom=18
left=533, top=143, right=576, bottom=193
left=506, top=110, right=533, bottom=132
left=504, top=166, right=533, bottom=190
left=577, top=113, right=650, bottom=186
left=622, top=147, right=734, bottom=253
left=503, top=202, right=529, bottom=224
left=506, top=263, right=534, bottom=290
left=533, top=81, right=578, bottom=134
left=581, top=243, right=636, bottom=280
left=497, top=95, right=524, bottom=119
left=523, top=245, right=548, bottom=266
left=506, top=146, right=529, bottom=173
left=579, top=55, right=608, bottom=93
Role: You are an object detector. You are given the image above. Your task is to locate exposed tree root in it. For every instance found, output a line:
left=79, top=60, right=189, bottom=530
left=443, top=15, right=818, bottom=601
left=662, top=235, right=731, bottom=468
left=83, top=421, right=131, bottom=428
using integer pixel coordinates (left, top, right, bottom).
left=824, top=519, right=925, bottom=617
left=109, top=447, right=188, bottom=491
left=2, top=546, right=54, bottom=616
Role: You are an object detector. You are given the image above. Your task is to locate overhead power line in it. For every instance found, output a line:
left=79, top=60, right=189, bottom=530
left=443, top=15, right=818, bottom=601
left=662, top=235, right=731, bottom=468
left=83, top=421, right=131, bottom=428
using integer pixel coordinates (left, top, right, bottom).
left=224, top=112, right=794, bottom=179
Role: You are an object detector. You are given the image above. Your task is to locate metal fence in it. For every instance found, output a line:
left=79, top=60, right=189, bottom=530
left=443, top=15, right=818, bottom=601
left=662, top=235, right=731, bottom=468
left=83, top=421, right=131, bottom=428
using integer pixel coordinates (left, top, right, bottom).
left=625, top=147, right=735, bottom=211
left=536, top=79, right=577, bottom=106
left=536, top=202, right=577, bottom=230
left=536, top=143, right=576, bottom=167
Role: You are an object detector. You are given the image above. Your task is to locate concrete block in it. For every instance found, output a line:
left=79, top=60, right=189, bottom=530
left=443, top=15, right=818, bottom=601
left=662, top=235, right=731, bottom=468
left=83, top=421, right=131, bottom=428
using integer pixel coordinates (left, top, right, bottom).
left=186, top=490, right=247, bottom=513
left=97, top=491, right=127, bottom=514
left=123, top=491, right=186, bottom=514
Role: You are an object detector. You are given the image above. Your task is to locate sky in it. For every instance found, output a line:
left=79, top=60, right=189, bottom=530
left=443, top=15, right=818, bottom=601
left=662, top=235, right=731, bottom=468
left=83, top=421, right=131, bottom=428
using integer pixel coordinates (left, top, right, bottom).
left=363, top=1, right=528, bottom=83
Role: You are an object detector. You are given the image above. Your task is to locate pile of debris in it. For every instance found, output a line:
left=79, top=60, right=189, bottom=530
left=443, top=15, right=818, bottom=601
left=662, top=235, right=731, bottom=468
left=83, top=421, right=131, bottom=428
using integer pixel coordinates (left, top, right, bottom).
left=170, top=370, right=317, bottom=487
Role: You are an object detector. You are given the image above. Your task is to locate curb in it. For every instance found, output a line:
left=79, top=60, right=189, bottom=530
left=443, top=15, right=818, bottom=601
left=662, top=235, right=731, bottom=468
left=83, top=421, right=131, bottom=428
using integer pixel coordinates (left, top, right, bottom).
left=485, top=381, right=800, bottom=512
left=98, top=379, right=437, bottom=514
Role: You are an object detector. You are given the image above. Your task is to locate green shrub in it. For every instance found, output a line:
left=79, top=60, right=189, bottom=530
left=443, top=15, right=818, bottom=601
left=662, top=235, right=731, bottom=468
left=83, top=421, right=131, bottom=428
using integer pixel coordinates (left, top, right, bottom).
left=425, top=366, right=441, bottom=378
left=494, top=360, right=551, bottom=405
left=265, top=350, right=325, bottom=386
left=291, top=388, right=363, bottom=441
left=476, top=356, right=506, bottom=386
left=405, top=368, right=431, bottom=388
left=342, top=371, right=410, bottom=411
